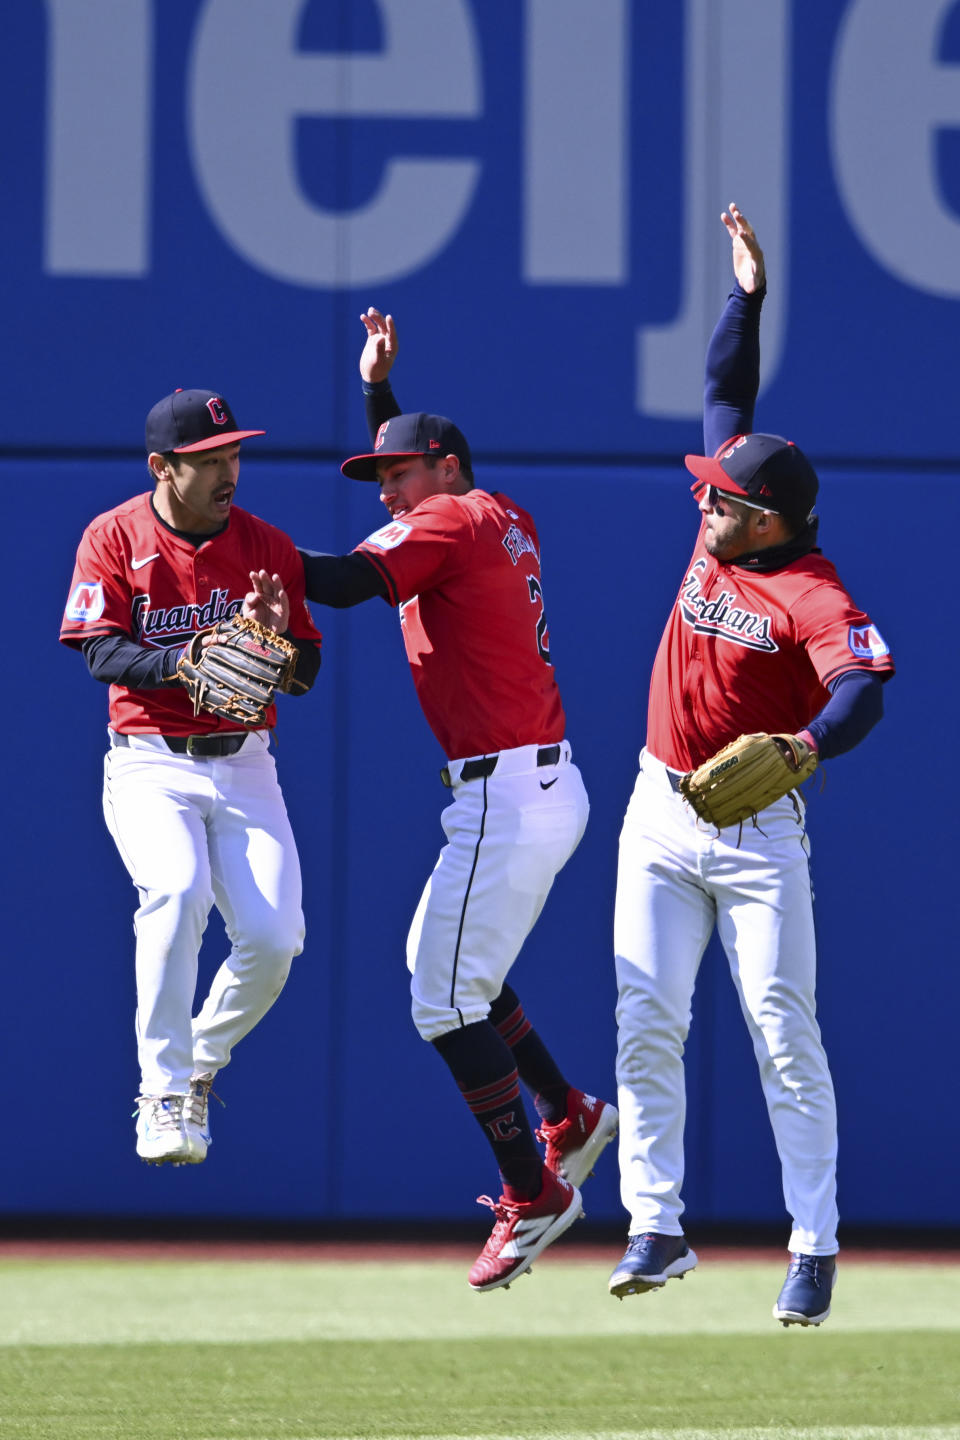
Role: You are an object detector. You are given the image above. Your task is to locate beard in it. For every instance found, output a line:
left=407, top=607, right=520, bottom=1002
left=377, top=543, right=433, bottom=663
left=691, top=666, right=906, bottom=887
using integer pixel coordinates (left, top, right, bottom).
left=702, top=509, right=754, bottom=562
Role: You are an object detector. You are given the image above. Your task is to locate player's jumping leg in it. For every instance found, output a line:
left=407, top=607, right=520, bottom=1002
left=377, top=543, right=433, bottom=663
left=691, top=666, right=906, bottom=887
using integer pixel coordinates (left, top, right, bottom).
left=489, top=983, right=618, bottom=1189
left=610, top=759, right=713, bottom=1292
left=189, top=740, right=305, bottom=1155
left=105, top=748, right=216, bottom=1165
left=409, top=750, right=590, bottom=1289
left=713, top=807, right=839, bottom=1324
left=432, top=1020, right=582, bottom=1292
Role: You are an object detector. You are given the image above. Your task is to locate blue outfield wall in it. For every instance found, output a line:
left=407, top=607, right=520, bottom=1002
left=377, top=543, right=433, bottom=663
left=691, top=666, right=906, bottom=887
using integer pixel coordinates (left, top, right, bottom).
left=5, top=0, right=960, bottom=1232
left=9, top=454, right=952, bottom=1232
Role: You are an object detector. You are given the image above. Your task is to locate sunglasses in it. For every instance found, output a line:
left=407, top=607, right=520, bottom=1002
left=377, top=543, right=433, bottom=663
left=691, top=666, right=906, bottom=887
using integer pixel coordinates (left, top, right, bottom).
left=705, top=483, right=772, bottom=515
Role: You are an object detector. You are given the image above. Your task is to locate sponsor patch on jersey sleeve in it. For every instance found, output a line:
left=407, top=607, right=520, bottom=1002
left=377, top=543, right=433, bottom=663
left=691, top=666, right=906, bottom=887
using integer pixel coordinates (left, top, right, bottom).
left=363, top=519, right=412, bottom=551
left=65, top=580, right=105, bottom=623
left=847, top=623, right=890, bottom=660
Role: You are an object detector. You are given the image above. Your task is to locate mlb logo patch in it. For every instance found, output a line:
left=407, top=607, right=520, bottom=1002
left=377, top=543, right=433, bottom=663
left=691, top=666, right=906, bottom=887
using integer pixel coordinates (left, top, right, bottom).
left=364, top=519, right=411, bottom=551
left=848, top=623, right=889, bottom=660
left=66, top=581, right=105, bottom=623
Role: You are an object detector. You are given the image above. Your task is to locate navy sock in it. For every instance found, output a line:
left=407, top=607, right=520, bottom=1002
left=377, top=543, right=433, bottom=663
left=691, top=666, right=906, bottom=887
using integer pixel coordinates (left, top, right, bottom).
left=432, top=1020, right=542, bottom=1198
left=488, top=983, right=570, bottom=1124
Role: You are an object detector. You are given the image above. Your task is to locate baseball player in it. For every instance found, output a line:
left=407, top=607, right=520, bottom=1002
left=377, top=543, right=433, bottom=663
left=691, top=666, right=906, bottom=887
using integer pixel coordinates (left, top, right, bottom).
left=609, top=206, right=895, bottom=1325
left=274, top=311, right=617, bottom=1291
left=60, top=389, right=322, bottom=1166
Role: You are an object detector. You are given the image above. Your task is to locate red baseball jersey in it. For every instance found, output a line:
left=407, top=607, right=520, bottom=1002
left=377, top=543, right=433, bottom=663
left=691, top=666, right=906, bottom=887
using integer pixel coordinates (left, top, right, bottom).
left=60, top=493, right=322, bottom=735
left=356, top=490, right=566, bottom=759
left=647, top=525, right=895, bottom=770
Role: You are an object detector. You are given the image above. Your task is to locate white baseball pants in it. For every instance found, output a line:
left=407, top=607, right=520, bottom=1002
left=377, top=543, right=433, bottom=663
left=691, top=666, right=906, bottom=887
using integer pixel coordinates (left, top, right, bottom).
left=407, top=741, right=589, bottom=1041
left=103, top=730, right=304, bottom=1095
left=614, top=749, right=838, bottom=1255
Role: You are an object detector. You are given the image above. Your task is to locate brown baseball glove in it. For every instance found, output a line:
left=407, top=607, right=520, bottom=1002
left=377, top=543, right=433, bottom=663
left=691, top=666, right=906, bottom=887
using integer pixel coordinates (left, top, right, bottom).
left=678, top=732, right=818, bottom=829
left=176, top=615, right=297, bottom=727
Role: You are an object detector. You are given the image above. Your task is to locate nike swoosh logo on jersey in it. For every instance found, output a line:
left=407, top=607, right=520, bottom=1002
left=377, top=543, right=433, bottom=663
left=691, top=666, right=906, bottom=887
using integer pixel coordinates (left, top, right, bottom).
left=131, top=553, right=160, bottom=570
left=540, top=778, right=559, bottom=790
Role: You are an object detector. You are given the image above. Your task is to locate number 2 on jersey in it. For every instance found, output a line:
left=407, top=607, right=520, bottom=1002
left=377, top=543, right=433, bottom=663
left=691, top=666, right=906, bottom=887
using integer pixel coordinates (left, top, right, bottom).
left=527, top=574, right=552, bottom=666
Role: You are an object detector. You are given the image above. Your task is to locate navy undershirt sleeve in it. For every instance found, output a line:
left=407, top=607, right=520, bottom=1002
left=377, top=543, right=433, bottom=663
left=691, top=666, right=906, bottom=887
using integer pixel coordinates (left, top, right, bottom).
left=82, top=628, right=321, bottom=694
left=805, top=670, right=885, bottom=760
left=284, top=635, right=322, bottom=693
left=362, top=379, right=402, bottom=443
left=298, top=549, right=389, bottom=607
left=82, top=632, right=177, bottom=688
left=702, top=282, right=765, bottom=458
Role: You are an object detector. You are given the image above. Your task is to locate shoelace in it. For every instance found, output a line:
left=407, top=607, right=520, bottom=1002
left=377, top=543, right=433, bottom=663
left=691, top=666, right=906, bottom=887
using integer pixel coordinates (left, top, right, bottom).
left=535, top=1114, right=571, bottom=1147
left=476, top=1193, right=521, bottom=1247
left=787, top=1254, right=829, bottom=1283
left=182, top=1077, right=223, bottom=1129
left=133, top=1095, right=185, bottom=1130
left=624, top=1233, right=661, bottom=1259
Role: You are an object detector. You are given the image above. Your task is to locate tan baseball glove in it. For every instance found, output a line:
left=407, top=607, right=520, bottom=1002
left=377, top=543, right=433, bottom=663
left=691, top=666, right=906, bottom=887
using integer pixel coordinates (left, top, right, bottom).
left=678, top=732, right=818, bottom=829
left=176, top=615, right=297, bottom=727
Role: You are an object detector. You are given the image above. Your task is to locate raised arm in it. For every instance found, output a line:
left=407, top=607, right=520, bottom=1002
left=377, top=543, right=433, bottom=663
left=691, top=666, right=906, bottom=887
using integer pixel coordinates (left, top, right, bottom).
left=359, top=306, right=402, bottom=441
left=702, top=203, right=767, bottom=458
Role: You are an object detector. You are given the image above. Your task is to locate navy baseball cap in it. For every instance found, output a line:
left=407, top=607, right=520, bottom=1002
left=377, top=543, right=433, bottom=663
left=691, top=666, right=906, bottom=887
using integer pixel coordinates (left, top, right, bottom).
left=685, top=432, right=818, bottom=528
left=145, top=388, right=265, bottom=454
left=341, top=412, right=473, bottom=482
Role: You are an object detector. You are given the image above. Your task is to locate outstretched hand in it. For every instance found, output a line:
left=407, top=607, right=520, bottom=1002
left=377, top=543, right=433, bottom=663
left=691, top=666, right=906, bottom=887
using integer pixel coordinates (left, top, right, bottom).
left=722, top=203, right=766, bottom=294
left=243, top=570, right=290, bottom=633
left=359, top=306, right=398, bottom=384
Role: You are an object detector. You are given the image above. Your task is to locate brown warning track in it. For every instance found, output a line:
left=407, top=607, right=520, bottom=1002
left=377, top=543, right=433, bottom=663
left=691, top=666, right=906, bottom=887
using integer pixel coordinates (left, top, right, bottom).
left=0, top=1237, right=956, bottom=1264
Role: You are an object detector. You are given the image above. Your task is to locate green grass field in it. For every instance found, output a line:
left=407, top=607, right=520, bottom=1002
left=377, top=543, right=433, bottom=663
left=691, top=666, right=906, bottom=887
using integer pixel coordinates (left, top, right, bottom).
left=0, top=1250, right=957, bottom=1440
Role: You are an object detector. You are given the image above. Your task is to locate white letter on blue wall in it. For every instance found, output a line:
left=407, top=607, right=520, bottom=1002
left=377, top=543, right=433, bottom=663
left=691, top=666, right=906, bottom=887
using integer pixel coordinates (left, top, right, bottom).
left=523, top=0, right=629, bottom=283
left=189, top=0, right=481, bottom=287
left=636, top=0, right=789, bottom=421
left=832, top=0, right=960, bottom=296
left=44, top=0, right=152, bottom=275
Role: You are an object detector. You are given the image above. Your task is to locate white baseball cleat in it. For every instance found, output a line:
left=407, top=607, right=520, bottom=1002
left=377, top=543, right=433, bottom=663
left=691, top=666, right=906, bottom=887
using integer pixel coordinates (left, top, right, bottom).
left=134, top=1095, right=207, bottom=1165
left=183, top=1072, right=220, bottom=1153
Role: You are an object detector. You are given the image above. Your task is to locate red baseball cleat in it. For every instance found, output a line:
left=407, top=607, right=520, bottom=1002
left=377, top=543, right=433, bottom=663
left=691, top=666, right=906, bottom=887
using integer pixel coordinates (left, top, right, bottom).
left=468, top=1169, right=583, bottom=1292
left=537, top=1089, right=619, bottom=1189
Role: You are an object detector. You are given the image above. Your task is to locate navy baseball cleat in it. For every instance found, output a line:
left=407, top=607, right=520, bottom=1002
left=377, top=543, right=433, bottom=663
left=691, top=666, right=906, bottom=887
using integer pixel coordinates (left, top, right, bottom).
left=608, top=1232, right=698, bottom=1298
left=773, top=1253, right=837, bottom=1326
left=537, top=1089, right=619, bottom=1190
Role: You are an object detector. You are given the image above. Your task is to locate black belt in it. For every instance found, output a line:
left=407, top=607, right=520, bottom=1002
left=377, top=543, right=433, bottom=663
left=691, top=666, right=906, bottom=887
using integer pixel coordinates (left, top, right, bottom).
left=113, top=732, right=250, bottom=757
left=666, top=768, right=685, bottom=792
left=441, top=744, right=562, bottom=788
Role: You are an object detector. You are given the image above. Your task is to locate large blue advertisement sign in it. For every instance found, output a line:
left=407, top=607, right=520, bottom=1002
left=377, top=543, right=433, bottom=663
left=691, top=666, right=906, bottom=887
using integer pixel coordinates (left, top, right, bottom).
left=5, top=0, right=960, bottom=459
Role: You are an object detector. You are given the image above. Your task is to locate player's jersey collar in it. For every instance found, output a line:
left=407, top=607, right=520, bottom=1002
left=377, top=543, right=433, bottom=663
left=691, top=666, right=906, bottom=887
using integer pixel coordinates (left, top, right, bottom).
left=725, top=517, right=820, bottom=574
left=149, top=494, right=229, bottom=549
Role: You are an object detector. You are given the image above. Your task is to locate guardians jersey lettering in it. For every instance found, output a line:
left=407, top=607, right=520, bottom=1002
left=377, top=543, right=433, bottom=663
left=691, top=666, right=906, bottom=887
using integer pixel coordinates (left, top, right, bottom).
left=60, top=492, right=321, bottom=736
left=131, top=589, right=242, bottom=645
left=357, top=489, right=565, bottom=759
left=647, top=523, right=894, bottom=771
left=680, top=560, right=777, bottom=652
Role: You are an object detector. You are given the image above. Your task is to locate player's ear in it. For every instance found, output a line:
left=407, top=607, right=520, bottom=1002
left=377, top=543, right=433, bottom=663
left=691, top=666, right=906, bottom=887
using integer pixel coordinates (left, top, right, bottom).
left=148, top=451, right=174, bottom=483
left=440, top=454, right=463, bottom=490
